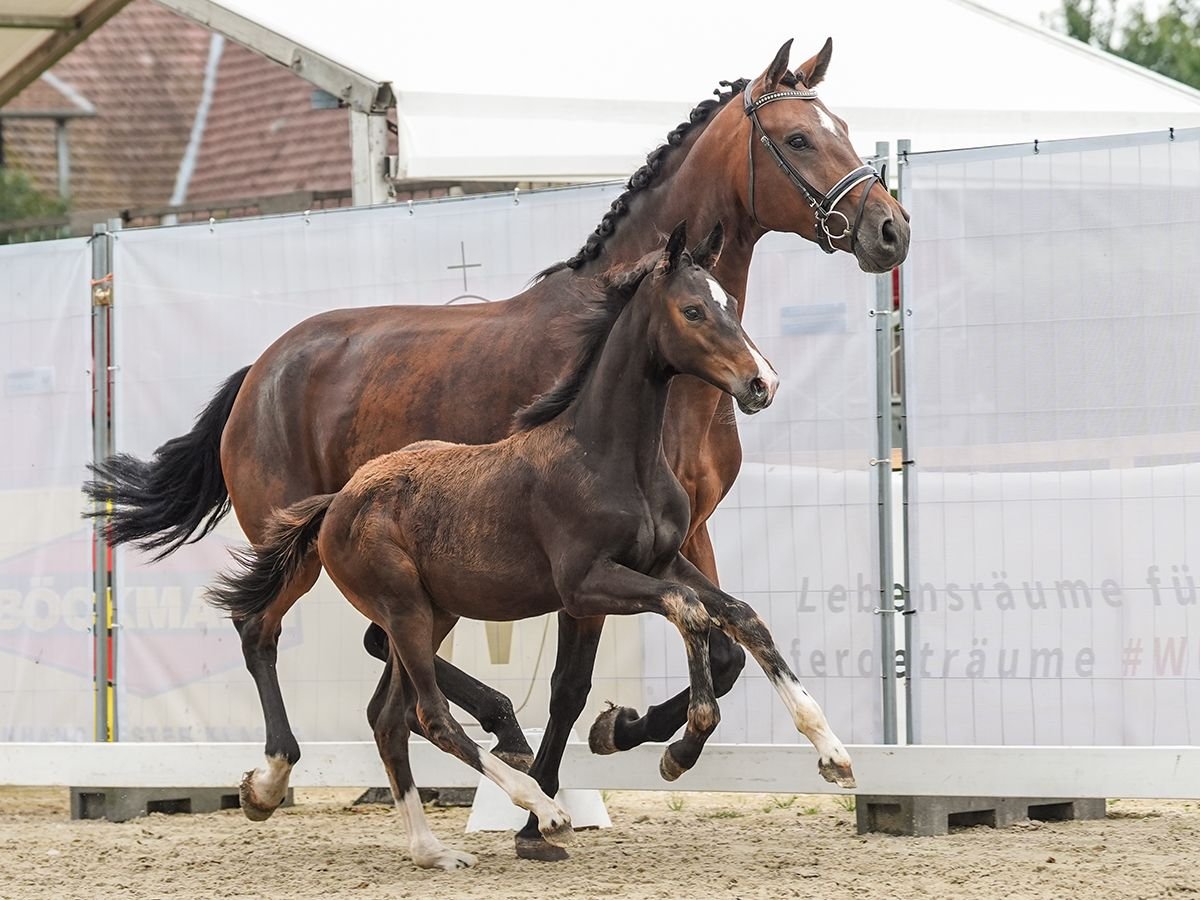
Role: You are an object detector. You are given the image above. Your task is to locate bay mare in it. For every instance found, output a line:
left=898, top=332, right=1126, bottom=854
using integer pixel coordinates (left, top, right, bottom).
left=207, top=224, right=854, bottom=869
left=84, top=38, right=909, bottom=858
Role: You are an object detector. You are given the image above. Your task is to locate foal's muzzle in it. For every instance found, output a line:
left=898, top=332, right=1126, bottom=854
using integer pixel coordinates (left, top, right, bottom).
left=737, top=374, right=777, bottom=415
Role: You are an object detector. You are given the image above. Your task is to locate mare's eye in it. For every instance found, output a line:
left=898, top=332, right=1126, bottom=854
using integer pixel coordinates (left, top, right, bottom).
left=787, top=134, right=810, bottom=150
left=683, top=306, right=703, bottom=321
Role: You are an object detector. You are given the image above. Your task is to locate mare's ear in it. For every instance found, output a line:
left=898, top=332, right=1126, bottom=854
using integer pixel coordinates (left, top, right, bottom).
left=691, top=221, right=724, bottom=271
left=660, top=221, right=688, bottom=274
left=795, top=37, right=833, bottom=88
left=760, top=39, right=794, bottom=92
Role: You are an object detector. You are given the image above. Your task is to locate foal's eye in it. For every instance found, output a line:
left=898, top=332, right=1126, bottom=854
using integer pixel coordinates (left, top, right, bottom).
left=683, top=306, right=703, bottom=321
left=787, top=134, right=810, bottom=150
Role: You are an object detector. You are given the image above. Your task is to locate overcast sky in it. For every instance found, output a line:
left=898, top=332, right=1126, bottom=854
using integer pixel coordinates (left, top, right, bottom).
left=974, top=0, right=1171, bottom=30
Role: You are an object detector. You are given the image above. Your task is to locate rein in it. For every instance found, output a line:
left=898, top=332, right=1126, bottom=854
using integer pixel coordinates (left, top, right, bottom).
left=741, top=79, right=883, bottom=254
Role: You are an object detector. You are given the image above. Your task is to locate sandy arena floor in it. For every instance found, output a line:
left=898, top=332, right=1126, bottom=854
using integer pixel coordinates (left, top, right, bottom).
left=0, top=787, right=1197, bottom=899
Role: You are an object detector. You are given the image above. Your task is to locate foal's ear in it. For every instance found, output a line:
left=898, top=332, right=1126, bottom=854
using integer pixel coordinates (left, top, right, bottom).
left=660, top=221, right=688, bottom=274
left=762, top=38, right=794, bottom=92
left=691, top=221, right=724, bottom=271
left=795, top=37, right=833, bottom=88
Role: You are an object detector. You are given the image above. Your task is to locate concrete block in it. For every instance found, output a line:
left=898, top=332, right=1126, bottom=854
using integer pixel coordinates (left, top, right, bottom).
left=70, top=786, right=293, bottom=822
left=856, top=795, right=1106, bottom=837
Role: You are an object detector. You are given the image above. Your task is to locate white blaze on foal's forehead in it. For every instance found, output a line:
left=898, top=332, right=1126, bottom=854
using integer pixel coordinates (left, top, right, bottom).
left=815, top=105, right=839, bottom=136
left=705, top=276, right=736, bottom=316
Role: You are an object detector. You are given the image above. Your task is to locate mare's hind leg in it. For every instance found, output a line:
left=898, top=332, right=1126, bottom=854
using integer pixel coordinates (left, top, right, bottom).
left=589, top=522, right=746, bottom=756
left=363, top=622, right=534, bottom=771
left=234, top=554, right=320, bottom=821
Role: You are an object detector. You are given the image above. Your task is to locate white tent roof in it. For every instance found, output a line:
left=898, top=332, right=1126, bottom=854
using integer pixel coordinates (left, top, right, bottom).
left=0, top=0, right=131, bottom=106
left=162, top=0, right=1200, bottom=182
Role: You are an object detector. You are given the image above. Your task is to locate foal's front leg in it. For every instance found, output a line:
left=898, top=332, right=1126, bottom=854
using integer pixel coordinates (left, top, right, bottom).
left=560, top=560, right=721, bottom=781
left=665, top=555, right=856, bottom=788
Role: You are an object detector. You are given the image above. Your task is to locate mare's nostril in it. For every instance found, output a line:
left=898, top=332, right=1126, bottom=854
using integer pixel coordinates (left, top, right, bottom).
left=750, top=377, right=768, bottom=399
left=881, top=218, right=898, bottom=247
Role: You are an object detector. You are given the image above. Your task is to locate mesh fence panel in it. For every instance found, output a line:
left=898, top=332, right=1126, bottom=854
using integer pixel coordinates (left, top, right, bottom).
left=0, top=238, right=94, bottom=741
left=904, top=133, right=1200, bottom=744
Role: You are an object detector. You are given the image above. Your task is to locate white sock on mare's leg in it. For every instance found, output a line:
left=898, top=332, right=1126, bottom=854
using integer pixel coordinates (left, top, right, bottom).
left=395, top=787, right=476, bottom=870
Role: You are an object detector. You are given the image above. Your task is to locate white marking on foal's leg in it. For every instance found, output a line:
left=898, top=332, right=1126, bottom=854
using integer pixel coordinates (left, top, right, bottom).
left=396, top=787, right=475, bottom=870
left=771, top=673, right=855, bottom=787
left=479, top=752, right=573, bottom=846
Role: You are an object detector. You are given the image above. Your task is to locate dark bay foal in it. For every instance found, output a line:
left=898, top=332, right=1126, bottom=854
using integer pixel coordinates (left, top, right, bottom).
left=208, top=222, right=854, bottom=869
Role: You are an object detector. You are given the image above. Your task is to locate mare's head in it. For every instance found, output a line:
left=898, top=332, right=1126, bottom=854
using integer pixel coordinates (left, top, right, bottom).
left=713, top=38, right=910, bottom=272
left=635, top=221, right=778, bottom=414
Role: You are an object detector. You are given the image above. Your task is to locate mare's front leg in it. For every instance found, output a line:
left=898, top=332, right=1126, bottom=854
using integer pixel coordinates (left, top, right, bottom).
left=561, top=561, right=720, bottom=783
left=589, top=522, right=746, bottom=756
left=514, top=613, right=605, bottom=861
left=665, top=555, right=856, bottom=788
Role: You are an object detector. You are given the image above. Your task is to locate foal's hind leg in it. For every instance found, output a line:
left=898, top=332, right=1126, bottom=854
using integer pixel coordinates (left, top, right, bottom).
left=385, top=600, right=575, bottom=848
left=234, top=555, right=321, bottom=821
left=363, top=623, right=535, bottom=771
left=371, top=645, right=476, bottom=870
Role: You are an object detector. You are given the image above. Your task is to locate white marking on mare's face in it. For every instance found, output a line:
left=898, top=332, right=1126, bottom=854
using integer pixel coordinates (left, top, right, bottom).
left=705, top=276, right=736, bottom=317
left=815, top=105, right=839, bottom=136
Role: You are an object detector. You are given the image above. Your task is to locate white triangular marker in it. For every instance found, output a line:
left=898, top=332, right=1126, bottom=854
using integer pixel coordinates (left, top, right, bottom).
left=465, top=729, right=612, bottom=832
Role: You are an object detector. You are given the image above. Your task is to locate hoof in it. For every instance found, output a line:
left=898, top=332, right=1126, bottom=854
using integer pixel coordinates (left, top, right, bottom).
left=659, top=747, right=687, bottom=782
left=818, top=758, right=857, bottom=790
left=239, top=770, right=279, bottom=822
left=515, top=834, right=571, bottom=862
left=589, top=703, right=634, bottom=755
left=539, top=817, right=575, bottom=849
left=414, top=847, right=477, bottom=870
left=492, top=749, right=535, bottom=774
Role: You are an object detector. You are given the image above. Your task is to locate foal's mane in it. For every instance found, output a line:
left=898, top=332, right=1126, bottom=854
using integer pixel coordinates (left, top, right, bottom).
left=534, top=78, right=750, bottom=280
left=513, top=248, right=680, bottom=433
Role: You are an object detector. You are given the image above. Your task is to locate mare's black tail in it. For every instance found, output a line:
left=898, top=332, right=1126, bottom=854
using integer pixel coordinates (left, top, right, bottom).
left=206, top=494, right=335, bottom=621
left=82, top=366, right=251, bottom=560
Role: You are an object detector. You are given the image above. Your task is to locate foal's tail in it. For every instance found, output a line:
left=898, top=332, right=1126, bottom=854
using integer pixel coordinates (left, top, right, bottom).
left=82, top=365, right=251, bottom=561
left=206, top=494, right=336, bottom=621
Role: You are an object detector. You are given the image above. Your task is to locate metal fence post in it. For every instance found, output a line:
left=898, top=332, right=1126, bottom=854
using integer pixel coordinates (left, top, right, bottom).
left=90, top=219, right=119, bottom=742
left=895, top=138, right=918, bottom=745
left=872, top=141, right=898, bottom=744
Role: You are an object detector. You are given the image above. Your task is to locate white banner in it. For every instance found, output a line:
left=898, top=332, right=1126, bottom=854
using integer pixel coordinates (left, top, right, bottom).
left=0, top=237, right=94, bottom=741
left=904, top=131, right=1200, bottom=744
left=112, top=186, right=882, bottom=745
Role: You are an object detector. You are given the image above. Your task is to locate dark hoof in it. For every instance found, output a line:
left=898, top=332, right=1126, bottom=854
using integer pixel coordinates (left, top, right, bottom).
left=539, top=818, right=576, bottom=848
left=818, top=758, right=857, bottom=789
left=492, top=749, right=535, bottom=773
left=515, top=834, right=571, bottom=862
left=659, top=747, right=688, bottom=782
left=589, top=703, right=635, bottom=755
left=239, top=770, right=279, bottom=822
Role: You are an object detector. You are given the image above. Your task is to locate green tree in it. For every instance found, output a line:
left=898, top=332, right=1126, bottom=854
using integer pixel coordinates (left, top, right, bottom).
left=0, top=167, right=67, bottom=222
left=1048, top=0, right=1200, bottom=89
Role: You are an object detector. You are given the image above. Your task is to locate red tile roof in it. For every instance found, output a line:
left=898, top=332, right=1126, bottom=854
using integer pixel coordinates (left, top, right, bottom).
left=185, top=40, right=350, bottom=203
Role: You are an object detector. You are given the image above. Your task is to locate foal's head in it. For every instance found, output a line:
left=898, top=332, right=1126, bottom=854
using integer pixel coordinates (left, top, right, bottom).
left=635, top=221, right=778, bottom=415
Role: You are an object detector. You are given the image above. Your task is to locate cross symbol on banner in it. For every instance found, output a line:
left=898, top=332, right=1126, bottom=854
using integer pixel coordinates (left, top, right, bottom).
left=446, top=241, right=482, bottom=291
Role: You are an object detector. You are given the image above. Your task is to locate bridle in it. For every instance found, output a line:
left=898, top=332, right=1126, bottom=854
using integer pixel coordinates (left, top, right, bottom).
left=742, top=79, right=884, bottom=255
